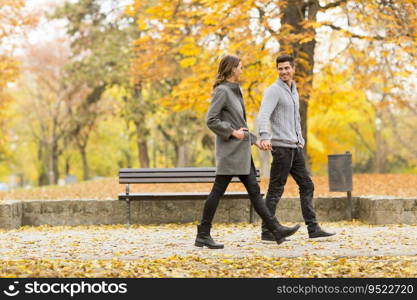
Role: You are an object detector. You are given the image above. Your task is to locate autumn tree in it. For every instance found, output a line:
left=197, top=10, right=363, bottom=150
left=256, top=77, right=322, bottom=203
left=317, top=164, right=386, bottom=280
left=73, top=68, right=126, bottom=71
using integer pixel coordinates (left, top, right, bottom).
left=130, top=0, right=417, bottom=174
left=16, top=38, right=90, bottom=185
left=53, top=0, right=158, bottom=169
left=128, top=0, right=353, bottom=172
left=307, top=0, right=417, bottom=173
left=0, top=0, right=35, bottom=164
left=127, top=0, right=217, bottom=167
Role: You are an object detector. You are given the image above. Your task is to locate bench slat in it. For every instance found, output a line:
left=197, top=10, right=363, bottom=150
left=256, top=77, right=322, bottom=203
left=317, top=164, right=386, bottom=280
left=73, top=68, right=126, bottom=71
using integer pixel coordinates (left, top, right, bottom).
left=120, top=168, right=259, bottom=175
left=118, top=191, right=264, bottom=200
left=118, top=167, right=260, bottom=183
left=119, top=168, right=216, bottom=173
left=119, top=177, right=258, bottom=183
left=119, top=172, right=260, bottom=178
left=120, top=172, right=218, bottom=178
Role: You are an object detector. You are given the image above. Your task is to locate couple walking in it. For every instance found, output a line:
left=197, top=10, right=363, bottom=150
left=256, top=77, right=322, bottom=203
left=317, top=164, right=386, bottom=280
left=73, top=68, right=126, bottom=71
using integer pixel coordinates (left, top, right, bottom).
left=195, top=54, right=335, bottom=249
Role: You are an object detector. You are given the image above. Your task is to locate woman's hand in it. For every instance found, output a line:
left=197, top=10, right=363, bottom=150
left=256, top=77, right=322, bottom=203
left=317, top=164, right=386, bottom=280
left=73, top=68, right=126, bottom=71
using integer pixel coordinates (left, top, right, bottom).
left=231, top=127, right=248, bottom=140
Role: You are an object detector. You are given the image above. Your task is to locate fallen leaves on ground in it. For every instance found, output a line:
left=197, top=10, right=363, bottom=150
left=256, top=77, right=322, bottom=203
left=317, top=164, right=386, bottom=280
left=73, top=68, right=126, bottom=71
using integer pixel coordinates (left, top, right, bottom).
left=1, top=255, right=417, bottom=278
left=1, top=222, right=417, bottom=277
left=0, top=174, right=416, bottom=201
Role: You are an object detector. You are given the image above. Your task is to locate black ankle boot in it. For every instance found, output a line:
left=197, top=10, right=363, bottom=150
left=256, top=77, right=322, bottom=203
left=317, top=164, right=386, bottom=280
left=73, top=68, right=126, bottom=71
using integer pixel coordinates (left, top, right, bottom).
left=195, top=224, right=224, bottom=249
left=308, top=225, right=335, bottom=238
left=271, top=224, right=300, bottom=244
left=261, top=231, right=276, bottom=242
left=261, top=224, right=299, bottom=242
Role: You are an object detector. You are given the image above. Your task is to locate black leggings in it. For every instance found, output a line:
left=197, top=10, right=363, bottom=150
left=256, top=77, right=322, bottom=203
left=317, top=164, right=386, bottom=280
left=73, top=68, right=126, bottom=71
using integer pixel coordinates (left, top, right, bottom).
left=200, top=161, right=277, bottom=230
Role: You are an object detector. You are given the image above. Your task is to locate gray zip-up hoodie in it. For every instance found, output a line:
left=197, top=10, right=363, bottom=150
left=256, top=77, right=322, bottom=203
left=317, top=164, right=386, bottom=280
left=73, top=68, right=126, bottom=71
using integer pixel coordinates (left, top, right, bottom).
left=258, top=78, right=305, bottom=148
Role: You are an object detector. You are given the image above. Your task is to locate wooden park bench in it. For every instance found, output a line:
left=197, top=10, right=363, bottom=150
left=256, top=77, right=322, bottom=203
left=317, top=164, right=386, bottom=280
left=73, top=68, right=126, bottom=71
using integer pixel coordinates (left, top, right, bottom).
left=118, top=167, right=263, bottom=225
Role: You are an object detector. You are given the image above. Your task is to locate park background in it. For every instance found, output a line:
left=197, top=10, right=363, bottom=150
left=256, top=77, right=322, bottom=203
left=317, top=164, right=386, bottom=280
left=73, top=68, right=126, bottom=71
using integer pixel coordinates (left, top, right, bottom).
left=0, top=0, right=416, bottom=197
left=0, top=0, right=417, bottom=279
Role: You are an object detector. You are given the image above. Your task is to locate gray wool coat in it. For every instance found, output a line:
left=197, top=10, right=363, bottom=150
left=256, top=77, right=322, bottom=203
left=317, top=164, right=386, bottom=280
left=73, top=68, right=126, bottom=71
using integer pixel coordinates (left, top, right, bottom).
left=206, top=81, right=257, bottom=175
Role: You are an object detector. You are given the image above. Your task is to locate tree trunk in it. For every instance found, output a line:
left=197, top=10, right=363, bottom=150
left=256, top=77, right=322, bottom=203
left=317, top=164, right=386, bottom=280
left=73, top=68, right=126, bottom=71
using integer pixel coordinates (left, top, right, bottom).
left=134, top=119, right=150, bottom=168
left=133, top=82, right=150, bottom=168
left=176, top=144, right=190, bottom=167
left=65, top=156, right=71, bottom=176
left=79, top=146, right=90, bottom=180
left=37, top=140, right=48, bottom=186
left=138, top=139, right=150, bottom=168
left=122, top=148, right=133, bottom=168
left=373, top=116, right=382, bottom=173
left=50, top=139, right=60, bottom=185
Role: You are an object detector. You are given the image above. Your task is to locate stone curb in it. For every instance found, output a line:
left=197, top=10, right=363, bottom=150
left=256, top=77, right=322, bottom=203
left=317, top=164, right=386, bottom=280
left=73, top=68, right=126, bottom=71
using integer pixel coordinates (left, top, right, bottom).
left=1, top=196, right=416, bottom=230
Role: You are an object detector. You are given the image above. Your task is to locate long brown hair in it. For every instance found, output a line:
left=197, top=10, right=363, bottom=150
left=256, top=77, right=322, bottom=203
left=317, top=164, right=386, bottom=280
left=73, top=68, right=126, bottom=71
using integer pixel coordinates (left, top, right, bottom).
left=213, top=55, right=240, bottom=90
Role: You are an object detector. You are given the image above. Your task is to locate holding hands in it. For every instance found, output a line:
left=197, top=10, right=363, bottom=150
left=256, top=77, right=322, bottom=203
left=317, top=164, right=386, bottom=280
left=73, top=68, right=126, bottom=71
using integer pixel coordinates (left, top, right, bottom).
left=256, top=139, right=272, bottom=151
left=233, top=128, right=273, bottom=152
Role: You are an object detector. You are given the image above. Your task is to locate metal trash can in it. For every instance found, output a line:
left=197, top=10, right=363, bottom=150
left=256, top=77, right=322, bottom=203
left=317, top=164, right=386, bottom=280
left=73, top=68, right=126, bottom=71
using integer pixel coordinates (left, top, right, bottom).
left=328, top=151, right=353, bottom=219
left=328, top=152, right=352, bottom=192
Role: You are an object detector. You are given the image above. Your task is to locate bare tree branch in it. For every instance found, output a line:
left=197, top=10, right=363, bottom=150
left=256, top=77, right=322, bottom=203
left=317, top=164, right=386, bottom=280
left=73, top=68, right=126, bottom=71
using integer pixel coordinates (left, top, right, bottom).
left=387, top=107, right=417, bottom=158
left=319, top=0, right=348, bottom=10
left=348, top=123, right=374, bottom=154
left=322, top=23, right=384, bottom=40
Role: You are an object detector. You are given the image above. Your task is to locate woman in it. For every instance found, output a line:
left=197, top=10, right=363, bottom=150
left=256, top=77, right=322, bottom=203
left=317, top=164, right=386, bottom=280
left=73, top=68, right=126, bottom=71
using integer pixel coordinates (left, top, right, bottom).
left=195, top=55, right=300, bottom=249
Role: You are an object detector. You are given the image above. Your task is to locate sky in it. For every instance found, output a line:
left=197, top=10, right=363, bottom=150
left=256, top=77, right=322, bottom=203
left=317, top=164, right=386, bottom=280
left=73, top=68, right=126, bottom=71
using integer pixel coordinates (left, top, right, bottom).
left=12, top=0, right=67, bottom=52
left=23, top=0, right=133, bottom=45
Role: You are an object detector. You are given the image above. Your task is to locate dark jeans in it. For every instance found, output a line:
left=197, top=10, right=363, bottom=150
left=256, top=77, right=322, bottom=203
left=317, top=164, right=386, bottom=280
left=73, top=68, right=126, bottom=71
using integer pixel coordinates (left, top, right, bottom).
left=200, top=160, right=278, bottom=231
left=262, top=146, right=318, bottom=233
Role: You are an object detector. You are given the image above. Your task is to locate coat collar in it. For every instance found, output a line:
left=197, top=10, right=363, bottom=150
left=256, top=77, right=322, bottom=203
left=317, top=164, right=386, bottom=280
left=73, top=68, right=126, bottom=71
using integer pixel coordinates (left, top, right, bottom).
left=276, top=78, right=296, bottom=93
left=222, top=81, right=242, bottom=95
left=220, top=81, right=247, bottom=121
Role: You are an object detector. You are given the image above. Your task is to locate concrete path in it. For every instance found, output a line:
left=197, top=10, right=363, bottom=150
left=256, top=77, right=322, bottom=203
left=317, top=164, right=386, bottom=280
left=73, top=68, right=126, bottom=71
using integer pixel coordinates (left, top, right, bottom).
left=0, top=221, right=416, bottom=260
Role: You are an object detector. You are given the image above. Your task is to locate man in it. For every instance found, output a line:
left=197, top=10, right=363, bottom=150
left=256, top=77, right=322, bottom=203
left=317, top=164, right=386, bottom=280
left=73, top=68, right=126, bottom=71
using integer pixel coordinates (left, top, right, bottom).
left=258, top=54, right=335, bottom=241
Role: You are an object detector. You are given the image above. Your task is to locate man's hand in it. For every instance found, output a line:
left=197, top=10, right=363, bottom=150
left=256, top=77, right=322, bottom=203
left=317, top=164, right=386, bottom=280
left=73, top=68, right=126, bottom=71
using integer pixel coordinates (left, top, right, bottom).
left=231, top=127, right=248, bottom=140
left=260, top=140, right=272, bottom=150
left=255, top=140, right=265, bottom=150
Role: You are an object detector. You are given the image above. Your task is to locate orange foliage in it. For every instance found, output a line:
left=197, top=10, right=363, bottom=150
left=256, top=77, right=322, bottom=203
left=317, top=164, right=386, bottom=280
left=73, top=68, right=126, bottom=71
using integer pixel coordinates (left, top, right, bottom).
left=0, top=0, right=37, bottom=155
left=0, top=174, right=416, bottom=201
left=127, top=0, right=417, bottom=174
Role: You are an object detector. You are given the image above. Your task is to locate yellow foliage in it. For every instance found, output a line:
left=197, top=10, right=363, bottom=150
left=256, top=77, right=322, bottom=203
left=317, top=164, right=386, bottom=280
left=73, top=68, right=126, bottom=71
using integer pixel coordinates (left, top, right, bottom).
left=179, top=38, right=201, bottom=57
left=130, top=0, right=289, bottom=117
left=128, top=0, right=417, bottom=173
left=308, top=65, right=374, bottom=172
left=0, top=0, right=37, bottom=159
left=179, top=57, right=196, bottom=68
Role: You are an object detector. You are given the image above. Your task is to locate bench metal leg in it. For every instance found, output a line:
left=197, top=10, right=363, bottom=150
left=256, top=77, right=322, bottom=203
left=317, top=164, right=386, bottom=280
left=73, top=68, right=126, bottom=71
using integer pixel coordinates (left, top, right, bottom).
left=126, top=198, right=131, bottom=227
left=126, top=183, right=131, bottom=227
